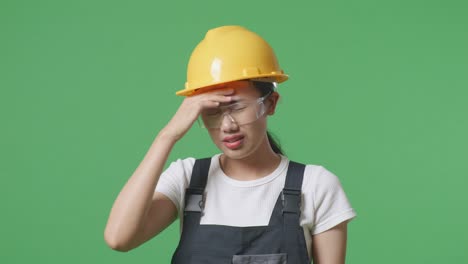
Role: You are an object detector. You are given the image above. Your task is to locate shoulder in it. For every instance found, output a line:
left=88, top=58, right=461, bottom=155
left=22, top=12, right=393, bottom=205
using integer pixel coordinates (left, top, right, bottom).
left=293, top=161, right=356, bottom=234
left=164, top=154, right=221, bottom=179
left=164, top=157, right=195, bottom=177
left=305, top=165, right=343, bottom=188
left=286, top=159, right=343, bottom=191
left=168, top=156, right=197, bottom=169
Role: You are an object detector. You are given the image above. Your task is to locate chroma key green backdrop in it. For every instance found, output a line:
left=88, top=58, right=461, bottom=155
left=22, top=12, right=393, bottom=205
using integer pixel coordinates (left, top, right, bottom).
left=1, top=0, right=467, bottom=263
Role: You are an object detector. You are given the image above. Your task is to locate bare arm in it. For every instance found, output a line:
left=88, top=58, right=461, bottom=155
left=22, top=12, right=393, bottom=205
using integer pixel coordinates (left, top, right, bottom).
left=311, top=221, right=349, bottom=264
left=104, top=131, right=178, bottom=251
left=104, top=88, right=234, bottom=252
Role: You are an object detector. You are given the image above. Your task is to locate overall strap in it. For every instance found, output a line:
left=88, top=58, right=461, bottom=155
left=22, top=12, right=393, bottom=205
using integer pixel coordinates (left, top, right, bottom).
left=282, top=161, right=305, bottom=216
left=281, top=161, right=306, bottom=256
left=172, top=158, right=211, bottom=263
left=183, top=157, right=211, bottom=218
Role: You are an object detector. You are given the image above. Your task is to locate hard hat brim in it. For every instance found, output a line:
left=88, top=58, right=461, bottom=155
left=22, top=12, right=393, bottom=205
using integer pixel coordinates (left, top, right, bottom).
left=176, top=74, right=288, bottom=96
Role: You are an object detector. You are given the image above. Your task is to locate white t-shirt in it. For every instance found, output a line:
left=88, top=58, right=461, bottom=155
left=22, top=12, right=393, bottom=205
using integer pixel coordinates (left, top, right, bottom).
left=155, top=153, right=357, bottom=259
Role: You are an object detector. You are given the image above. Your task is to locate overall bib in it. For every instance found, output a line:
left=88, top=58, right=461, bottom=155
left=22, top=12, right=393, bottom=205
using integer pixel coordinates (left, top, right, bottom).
left=171, top=158, right=310, bottom=264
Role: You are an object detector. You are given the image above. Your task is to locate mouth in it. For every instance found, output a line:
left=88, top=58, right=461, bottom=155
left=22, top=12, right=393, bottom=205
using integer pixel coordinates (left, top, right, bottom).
left=222, top=135, right=245, bottom=150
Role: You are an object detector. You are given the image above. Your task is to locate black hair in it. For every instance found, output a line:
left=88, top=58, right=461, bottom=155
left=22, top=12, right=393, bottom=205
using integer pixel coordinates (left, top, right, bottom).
left=251, top=81, right=284, bottom=156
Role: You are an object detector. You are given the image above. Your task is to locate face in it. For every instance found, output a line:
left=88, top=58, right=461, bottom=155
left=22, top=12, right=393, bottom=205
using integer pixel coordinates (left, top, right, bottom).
left=201, top=80, right=278, bottom=160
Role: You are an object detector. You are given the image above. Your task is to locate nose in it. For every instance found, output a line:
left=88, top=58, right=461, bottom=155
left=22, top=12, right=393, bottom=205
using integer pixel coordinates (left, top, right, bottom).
left=220, top=113, right=239, bottom=132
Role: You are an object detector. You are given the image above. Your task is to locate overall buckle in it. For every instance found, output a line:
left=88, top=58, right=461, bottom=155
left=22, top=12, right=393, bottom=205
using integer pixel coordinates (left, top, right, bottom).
left=281, top=188, right=301, bottom=215
left=184, top=187, right=205, bottom=213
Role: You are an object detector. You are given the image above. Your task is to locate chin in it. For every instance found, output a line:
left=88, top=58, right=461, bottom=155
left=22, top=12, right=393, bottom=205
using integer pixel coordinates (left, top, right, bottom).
left=222, top=152, right=249, bottom=160
left=217, top=144, right=253, bottom=160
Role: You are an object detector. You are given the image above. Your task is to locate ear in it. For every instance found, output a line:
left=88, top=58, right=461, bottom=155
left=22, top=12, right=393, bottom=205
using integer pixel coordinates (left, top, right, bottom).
left=266, top=92, right=280, bottom=115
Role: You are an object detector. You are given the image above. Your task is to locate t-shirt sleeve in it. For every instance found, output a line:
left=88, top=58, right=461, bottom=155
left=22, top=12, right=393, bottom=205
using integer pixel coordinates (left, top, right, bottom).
left=310, top=166, right=357, bottom=235
left=155, top=158, right=194, bottom=215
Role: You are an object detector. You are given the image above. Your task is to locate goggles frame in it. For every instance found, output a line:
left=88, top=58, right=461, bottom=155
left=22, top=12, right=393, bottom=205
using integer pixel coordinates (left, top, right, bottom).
left=198, top=90, right=273, bottom=129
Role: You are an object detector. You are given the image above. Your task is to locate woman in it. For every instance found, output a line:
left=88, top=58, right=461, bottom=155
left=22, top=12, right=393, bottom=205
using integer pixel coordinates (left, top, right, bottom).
left=104, top=25, right=356, bottom=263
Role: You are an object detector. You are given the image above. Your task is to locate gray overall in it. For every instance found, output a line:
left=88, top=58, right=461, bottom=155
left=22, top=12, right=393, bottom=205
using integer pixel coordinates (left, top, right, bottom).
left=171, top=158, right=310, bottom=264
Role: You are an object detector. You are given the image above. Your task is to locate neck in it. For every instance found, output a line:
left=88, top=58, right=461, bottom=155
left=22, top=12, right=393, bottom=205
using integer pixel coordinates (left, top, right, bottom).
left=219, top=135, right=281, bottom=181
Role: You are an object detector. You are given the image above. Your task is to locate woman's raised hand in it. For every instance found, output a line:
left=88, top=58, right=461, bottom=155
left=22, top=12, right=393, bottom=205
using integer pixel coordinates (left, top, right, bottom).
left=105, top=90, right=235, bottom=251
left=161, top=88, right=234, bottom=141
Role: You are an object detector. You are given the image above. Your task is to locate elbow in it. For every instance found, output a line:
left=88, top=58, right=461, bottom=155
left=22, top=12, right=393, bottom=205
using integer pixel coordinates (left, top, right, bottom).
left=104, top=229, right=132, bottom=252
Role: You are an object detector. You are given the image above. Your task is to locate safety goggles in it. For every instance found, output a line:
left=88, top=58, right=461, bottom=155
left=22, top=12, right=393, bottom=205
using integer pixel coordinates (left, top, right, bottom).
left=199, top=91, right=272, bottom=129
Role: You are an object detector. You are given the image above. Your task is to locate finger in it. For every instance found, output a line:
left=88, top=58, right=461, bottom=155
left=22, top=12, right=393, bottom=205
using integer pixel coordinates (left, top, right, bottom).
left=210, top=94, right=233, bottom=103
left=191, top=88, right=233, bottom=101
left=200, top=100, right=220, bottom=109
left=211, top=88, right=235, bottom=95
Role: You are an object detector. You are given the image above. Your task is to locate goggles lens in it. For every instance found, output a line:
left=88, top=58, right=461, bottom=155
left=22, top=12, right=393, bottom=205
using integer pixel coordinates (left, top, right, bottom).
left=200, top=92, right=271, bottom=129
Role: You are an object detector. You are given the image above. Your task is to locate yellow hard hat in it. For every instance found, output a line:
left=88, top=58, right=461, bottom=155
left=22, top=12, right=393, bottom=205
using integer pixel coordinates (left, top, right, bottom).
left=176, top=25, right=288, bottom=96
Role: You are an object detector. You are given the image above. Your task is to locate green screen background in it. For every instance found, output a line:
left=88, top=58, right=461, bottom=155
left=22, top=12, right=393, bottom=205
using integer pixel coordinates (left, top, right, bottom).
left=1, top=0, right=467, bottom=263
